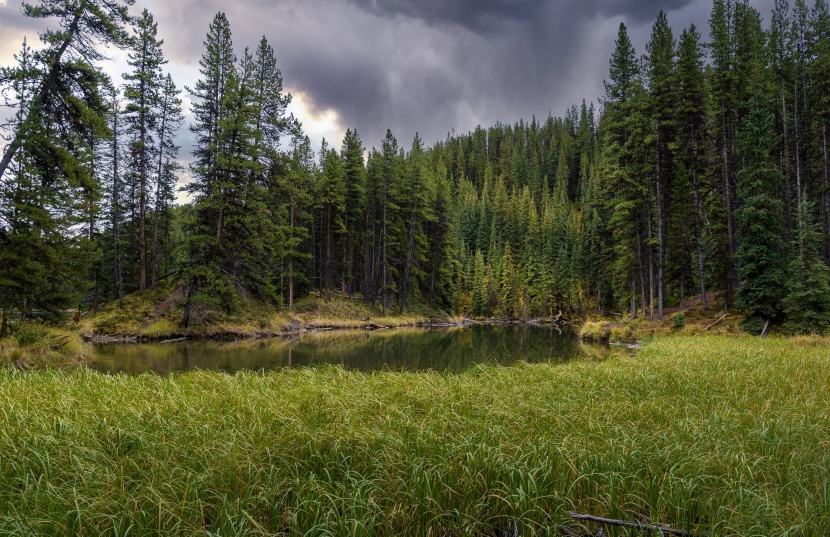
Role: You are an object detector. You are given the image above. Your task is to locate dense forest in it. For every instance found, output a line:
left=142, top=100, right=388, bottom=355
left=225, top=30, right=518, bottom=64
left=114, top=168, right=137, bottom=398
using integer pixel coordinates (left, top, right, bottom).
left=3, top=0, right=830, bottom=334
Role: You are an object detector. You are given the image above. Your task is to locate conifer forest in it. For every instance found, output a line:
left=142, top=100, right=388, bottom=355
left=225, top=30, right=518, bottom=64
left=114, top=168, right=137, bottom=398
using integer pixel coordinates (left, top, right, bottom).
left=4, top=0, right=830, bottom=335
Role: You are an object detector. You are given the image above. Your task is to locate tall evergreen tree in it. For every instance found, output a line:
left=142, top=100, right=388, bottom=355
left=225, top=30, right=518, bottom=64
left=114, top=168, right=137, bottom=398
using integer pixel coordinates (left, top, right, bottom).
left=123, top=8, right=166, bottom=291
left=735, top=93, right=787, bottom=332
left=341, top=129, right=366, bottom=297
left=677, top=25, right=710, bottom=308
left=0, top=0, right=134, bottom=181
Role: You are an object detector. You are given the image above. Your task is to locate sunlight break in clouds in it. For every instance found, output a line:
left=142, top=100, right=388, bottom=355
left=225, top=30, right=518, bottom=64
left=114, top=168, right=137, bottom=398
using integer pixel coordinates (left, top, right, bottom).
left=288, top=90, right=345, bottom=154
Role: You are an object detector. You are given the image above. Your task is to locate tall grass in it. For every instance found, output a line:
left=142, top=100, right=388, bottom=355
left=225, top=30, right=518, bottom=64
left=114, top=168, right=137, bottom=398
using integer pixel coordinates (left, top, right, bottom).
left=1, top=336, right=828, bottom=535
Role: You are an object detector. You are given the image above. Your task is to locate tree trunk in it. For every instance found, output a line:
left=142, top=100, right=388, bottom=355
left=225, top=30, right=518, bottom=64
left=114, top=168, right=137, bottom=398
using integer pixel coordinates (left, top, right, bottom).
left=400, top=194, right=418, bottom=315
left=325, top=204, right=332, bottom=301
left=691, top=122, right=707, bottom=308
left=382, top=184, right=388, bottom=317
left=781, top=83, right=793, bottom=241
left=822, top=120, right=830, bottom=262
left=289, top=205, right=294, bottom=310
left=150, top=173, right=162, bottom=290
left=793, top=82, right=805, bottom=261
left=722, top=109, right=737, bottom=309
left=644, top=204, right=655, bottom=322
left=112, top=96, right=123, bottom=308
left=88, top=173, right=97, bottom=314
left=151, top=96, right=171, bottom=290
left=655, top=126, right=664, bottom=321
left=139, top=61, right=148, bottom=292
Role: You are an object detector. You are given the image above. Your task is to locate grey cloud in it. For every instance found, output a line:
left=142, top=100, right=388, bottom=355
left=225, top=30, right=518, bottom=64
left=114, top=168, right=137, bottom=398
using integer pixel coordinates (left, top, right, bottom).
left=138, top=0, right=720, bottom=151
left=344, top=0, right=696, bottom=33
left=1, top=0, right=779, bottom=165
left=0, top=3, right=37, bottom=32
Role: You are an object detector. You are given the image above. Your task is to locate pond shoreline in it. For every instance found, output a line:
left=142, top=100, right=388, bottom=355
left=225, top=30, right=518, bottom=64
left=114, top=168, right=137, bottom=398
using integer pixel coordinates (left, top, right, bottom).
left=81, top=316, right=575, bottom=345
left=87, top=323, right=591, bottom=376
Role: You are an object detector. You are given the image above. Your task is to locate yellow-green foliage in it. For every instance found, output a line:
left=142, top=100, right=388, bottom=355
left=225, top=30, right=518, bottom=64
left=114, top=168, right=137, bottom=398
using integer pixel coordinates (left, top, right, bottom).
left=579, top=320, right=610, bottom=342
left=81, top=287, right=173, bottom=336
left=0, top=336, right=828, bottom=535
left=139, top=320, right=179, bottom=339
left=0, top=323, right=89, bottom=366
left=289, top=295, right=438, bottom=328
left=82, top=287, right=440, bottom=339
left=609, top=323, right=634, bottom=341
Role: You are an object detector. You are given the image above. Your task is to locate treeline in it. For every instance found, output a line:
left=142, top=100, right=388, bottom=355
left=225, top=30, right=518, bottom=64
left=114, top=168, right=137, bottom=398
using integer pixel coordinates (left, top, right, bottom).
left=2, top=0, right=830, bottom=333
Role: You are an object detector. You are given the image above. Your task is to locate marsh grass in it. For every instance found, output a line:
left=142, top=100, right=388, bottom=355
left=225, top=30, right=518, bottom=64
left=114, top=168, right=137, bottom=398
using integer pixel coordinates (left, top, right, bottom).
left=1, top=336, right=829, bottom=535
left=0, top=324, right=89, bottom=366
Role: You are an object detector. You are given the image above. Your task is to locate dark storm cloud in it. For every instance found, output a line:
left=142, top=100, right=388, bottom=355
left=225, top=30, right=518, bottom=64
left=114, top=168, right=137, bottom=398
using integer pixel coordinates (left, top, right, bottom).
left=138, top=0, right=730, bottom=151
left=0, top=0, right=777, bottom=158
left=345, top=0, right=695, bottom=32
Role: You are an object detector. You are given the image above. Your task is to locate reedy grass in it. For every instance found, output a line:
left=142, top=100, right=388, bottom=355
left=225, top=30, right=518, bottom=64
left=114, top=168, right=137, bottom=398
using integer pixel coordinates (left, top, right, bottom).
left=0, top=336, right=829, bottom=535
left=0, top=325, right=88, bottom=367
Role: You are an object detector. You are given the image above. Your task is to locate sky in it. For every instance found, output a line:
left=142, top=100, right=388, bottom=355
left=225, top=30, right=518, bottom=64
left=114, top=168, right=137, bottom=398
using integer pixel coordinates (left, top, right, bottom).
left=1, top=0, right=777, bottom=194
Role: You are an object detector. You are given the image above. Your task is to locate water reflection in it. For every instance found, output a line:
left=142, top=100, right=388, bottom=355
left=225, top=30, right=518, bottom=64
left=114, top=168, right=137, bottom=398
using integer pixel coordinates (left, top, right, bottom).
left=89, top=324, right=608, bottom=376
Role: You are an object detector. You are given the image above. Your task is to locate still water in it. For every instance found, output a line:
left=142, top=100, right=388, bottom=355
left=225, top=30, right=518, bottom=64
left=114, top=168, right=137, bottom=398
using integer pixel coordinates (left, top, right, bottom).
left=89, top=324, right=604, bottom=376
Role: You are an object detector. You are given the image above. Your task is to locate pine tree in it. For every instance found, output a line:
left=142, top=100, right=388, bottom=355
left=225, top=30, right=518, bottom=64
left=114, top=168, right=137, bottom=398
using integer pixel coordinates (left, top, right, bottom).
left=784, top=200, right=830, bottom=333
left=182, top=30, right=272, bottom=324
left=602, top=22, right=647, bottom=315
left=0, top=0, right=133, bottom=181
left=735, top=93, right=787, bottom=332
left=187, top=12, right=235, bottom=198
left=316, top=142, right=346, bottom=300
left=0, top=7, right=118, bottom=322
left=279, top=136, right=314, bottom=309
left=709, top=0, right=741, bottom=307
left=400, top=133, right=431, bottom=314
left=341, top=129, right=366, bottom=296
left=150, top=74, right=183, bottom=288
left=677, top=24, right=709, bottom=308
left=123, top=8, right=167, bottom=291
left=810, top=0, right=830, bottom=261
left=646, top=10, right=677, bottom=320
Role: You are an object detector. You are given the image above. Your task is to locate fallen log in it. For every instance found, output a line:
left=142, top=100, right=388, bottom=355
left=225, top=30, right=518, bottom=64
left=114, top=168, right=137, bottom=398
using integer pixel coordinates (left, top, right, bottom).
left=159, top=337, right=187, bottom=344
left=567, top=512, right=705, bottom=537
left=11, top=359, right=31, bottom=371
left=703, top=313, right=728, bottom=331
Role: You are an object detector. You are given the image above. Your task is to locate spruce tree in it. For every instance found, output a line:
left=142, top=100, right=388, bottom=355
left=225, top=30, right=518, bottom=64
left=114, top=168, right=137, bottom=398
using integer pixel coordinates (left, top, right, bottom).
left=645, top=10, right=677, bottom=320
left=783, top=200, right=830, bottom=333
left=150, top=74, right=183, bottom=288
left=735, top=93, right=787, bottom=332
left=123, top=8, right=167, bottom=291
left=341, top=129, right=366, bottom=296
left=677, top=25, right=709, bottom=308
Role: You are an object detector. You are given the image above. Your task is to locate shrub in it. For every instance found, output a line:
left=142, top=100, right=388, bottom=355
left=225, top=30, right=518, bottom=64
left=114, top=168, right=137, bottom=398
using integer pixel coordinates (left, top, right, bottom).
left=15, top=322, right=48, bottom=347
left=579, top=321, right=610, bottom=342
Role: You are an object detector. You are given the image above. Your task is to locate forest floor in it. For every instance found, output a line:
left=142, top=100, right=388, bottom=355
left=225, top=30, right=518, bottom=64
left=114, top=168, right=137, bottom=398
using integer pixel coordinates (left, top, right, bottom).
left=0, top=336, right=828, bottom=535
left=580, top=291, right=750, bottom=344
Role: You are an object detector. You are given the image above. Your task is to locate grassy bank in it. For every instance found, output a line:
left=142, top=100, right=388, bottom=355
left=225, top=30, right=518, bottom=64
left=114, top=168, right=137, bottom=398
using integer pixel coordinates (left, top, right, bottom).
left=1, top=336, right=828, bottom=535
left=580, top=308, right=744, bottom=343
left=0, top=323, right=89, bottom=368
left=78, top=284, right=449, bottom=341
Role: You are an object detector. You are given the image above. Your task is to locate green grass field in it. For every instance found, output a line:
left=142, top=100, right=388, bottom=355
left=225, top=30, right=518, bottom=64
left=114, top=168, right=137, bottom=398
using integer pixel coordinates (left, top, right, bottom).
left=1, top=336, right=828, bottom=535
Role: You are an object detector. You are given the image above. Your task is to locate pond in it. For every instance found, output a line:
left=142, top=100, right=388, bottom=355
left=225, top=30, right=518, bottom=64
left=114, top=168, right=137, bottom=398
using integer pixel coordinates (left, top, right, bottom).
left=88, top=324, right=607, bottom=376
